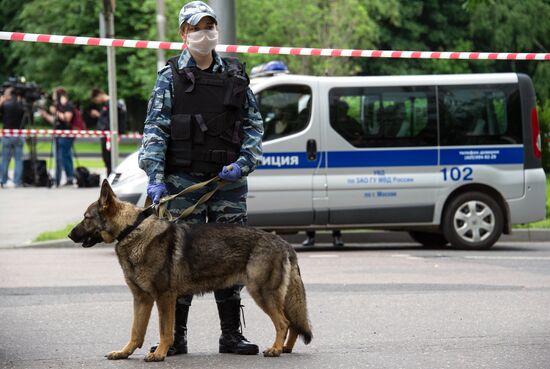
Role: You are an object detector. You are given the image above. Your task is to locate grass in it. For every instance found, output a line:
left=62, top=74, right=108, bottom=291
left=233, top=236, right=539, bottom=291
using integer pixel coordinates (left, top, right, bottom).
left=5, top=141, right=139, bottom=169
left=30, top=141, right=140, bottom=155
left=33, top=223, right=76, bottom=243
left=7, top=156, right=114, bottom=170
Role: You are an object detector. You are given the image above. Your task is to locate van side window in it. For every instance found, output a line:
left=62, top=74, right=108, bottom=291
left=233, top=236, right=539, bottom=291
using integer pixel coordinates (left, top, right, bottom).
left=256, top=85, right=312, bottom=141
left=329, top=86, right=437, bottom=147
left=439, top=84, right=522, bottom=145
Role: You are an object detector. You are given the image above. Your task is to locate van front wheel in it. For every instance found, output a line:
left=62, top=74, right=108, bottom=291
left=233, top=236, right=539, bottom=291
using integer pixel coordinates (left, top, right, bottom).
left=443, top=192, right=503, bottom=250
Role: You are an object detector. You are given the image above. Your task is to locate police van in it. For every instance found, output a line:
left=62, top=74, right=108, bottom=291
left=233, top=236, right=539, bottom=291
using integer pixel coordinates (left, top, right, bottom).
left=110, top=66, right=546, bottom=250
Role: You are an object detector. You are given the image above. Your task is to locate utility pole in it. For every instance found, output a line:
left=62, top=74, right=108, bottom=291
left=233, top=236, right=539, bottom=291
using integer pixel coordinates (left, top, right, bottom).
left=209, top=0, right=236, bottom=57
left=156, top=0, right=166, bottom=70
left=101, top=0, right=119, bottom=172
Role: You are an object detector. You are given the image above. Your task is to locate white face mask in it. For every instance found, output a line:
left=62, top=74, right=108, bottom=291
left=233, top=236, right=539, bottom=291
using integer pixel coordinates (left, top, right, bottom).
left=186, top=29, right=218, bottom=56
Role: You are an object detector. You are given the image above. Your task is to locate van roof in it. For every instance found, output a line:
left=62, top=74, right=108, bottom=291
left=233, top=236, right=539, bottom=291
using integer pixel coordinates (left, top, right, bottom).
left=250, top=72, right=520, bottom=89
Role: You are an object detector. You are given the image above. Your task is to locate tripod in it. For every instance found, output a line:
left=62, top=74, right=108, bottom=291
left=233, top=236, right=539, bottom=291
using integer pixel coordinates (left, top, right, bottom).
left=22, top=102, right=52, bottom=188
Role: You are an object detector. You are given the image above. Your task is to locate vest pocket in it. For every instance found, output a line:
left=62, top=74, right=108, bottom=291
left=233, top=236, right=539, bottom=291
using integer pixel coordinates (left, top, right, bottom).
left=171, top=114, right=192, bottom=140
left=167, top=147, right=192, bottom=167
left=223, top=76, right=248, bottom=109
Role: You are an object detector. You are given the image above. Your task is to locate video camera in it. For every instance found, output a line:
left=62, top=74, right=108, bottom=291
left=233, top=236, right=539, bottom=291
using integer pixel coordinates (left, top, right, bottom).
left=1, top=76, right=43, bottom=104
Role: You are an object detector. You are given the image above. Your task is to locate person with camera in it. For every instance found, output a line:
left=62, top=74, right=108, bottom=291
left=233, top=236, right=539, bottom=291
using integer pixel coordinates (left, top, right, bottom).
left=40, top=88, right=76, bottom=187
left=89, top=88, right=127, bottom=176
left=0, top=87, right=25, bottom=188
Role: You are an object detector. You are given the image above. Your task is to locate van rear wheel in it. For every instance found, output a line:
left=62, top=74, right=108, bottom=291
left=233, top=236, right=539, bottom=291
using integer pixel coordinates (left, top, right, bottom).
left=408, top=231, right=448, bottom=247
left=443, top=192, right=503, bottom=250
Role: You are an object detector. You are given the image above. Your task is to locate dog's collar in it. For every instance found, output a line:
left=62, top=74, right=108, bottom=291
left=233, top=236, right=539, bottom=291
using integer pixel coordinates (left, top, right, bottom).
left=116, top=206, right=155, bottom=242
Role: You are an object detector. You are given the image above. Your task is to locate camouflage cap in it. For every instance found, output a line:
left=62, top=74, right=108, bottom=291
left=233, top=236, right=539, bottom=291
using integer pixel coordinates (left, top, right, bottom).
left=178, top=1, right=218, bottom=29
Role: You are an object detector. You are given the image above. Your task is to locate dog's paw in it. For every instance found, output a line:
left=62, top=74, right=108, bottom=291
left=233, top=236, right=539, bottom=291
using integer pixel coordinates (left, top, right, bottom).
left=105, top=350, right=129, bottom=360
left=282, top=346, right=293, bottom=354
left=144, top=352, right=166, bottom=362
left=263, top=347, right=282, bottom=357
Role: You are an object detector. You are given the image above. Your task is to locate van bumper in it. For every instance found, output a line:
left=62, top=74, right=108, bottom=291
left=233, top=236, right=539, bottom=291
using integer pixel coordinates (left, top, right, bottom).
left=507, top=168, right=547, bottom=224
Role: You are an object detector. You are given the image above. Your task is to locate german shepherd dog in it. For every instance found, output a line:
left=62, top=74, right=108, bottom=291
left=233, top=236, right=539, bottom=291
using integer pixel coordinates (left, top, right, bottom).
left=68, top=180, right=312, bottom=362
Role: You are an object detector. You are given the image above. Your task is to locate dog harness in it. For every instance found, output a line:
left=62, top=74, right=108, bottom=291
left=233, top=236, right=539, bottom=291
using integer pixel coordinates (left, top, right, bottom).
left=116, top=206, right=156, bottom=242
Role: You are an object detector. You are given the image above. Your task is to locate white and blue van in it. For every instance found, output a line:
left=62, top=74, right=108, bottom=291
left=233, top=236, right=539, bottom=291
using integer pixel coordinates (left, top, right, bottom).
left=110, top=71, right=546, bottom=250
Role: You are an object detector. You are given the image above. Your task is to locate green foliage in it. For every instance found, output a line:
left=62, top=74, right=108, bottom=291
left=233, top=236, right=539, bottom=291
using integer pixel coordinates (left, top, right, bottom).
left=0, top=0, right=185, bottom=129
left=539, top=101, right=550, bottom=173
left=467, top=0, right=550, bottom=101
left=1, top=0, right=549, bottom=133
left=236, top=0, right=399, bottom=76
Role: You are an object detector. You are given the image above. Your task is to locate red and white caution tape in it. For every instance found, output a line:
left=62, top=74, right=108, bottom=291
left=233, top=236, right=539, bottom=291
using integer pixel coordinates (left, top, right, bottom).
left=1, top=31, right=549, bottom=61
left=0, top=128, right=142, bottom=139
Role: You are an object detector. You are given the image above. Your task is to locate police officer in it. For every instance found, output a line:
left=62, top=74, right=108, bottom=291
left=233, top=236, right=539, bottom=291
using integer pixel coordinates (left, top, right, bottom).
left=138, top=1, right=263, bottom=356
left=0, top=87, right=25, bottom=187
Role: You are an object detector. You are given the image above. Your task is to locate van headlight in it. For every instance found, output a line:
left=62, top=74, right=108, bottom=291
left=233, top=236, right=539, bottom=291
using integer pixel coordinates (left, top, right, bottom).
left=110, top=170, right=145, bottom=187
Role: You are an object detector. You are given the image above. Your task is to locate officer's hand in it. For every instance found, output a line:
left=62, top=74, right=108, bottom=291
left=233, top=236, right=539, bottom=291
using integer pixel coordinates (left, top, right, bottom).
left=147, top=183, right=168, bottom=204
left=218, top=163, right=242, bottom=182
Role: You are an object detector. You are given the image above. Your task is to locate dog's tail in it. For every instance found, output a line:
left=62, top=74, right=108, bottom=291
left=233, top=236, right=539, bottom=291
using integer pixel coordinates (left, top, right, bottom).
left=284, top=253, right=313, bottom=344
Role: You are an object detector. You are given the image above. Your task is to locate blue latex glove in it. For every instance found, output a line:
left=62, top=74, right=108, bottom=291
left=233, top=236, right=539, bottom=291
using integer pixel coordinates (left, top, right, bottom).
left=219, top=163, right=242, bottom=182
left=147, top=183, right=168, bottom=204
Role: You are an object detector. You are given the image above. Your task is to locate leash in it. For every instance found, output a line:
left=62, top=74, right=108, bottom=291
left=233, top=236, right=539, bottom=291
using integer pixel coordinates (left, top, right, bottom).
left=145, top=175, right=227, bottom=222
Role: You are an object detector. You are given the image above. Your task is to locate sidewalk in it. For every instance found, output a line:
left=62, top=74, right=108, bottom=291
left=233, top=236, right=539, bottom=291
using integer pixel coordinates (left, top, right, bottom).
left=0, top=185, right=100, bottom=247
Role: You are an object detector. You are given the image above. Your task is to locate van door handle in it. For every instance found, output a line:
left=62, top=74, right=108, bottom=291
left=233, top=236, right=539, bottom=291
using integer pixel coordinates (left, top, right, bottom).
left=306, top=139, right=317, bottom=161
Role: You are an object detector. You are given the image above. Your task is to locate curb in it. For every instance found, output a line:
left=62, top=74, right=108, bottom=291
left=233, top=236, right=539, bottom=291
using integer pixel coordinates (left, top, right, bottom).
left=279, top=229, right=550, bottom=244
left=4, top=229, right=549, bottom=249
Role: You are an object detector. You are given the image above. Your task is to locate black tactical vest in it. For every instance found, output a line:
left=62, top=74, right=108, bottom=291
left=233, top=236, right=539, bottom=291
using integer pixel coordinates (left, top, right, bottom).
left=165, top=55, right=249, bottom=174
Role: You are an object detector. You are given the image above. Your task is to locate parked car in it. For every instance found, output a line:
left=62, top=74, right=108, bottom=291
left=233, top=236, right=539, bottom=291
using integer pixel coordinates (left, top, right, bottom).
left=110, top=71, right=546, bottom=250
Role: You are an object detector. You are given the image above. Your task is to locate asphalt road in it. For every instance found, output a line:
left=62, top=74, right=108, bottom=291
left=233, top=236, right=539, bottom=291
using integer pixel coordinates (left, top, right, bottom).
left=1, top=242, right=549, bottom=369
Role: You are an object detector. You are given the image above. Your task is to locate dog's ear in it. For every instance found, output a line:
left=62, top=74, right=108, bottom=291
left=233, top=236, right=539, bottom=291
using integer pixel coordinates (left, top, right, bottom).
left=99, top=179, right=117, bottom=208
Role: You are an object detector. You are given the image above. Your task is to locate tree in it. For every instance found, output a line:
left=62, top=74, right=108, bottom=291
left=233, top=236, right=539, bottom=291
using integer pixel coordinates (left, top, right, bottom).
left=1, top=0, right=548, bottom=133
left=0, top=0, right=184, bottom=129
left=236, top=0, right=399, bottom=76
left=467, top=0, right=550, bottom=101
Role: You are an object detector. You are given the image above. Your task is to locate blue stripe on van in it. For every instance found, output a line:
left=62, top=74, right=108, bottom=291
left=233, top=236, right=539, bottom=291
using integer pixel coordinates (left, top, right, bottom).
left=257, top=146, right=524, bottom=169
left=328, top=149, right=437, bottom=168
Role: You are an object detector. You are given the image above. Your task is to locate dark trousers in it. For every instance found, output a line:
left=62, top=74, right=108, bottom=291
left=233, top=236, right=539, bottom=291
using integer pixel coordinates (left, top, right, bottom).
left=55, top=137, right=75, bottom=185
left=100, top=137, right=112, bottom=176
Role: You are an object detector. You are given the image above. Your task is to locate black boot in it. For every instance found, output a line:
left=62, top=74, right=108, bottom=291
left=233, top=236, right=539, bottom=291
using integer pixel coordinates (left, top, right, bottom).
left=333, top=230, right=344, bottom=247
left=217, top=297, right=259, bottom=355
left=302, top=230, right=315, bottom=247
left=150, top=296, right=190, bottom=356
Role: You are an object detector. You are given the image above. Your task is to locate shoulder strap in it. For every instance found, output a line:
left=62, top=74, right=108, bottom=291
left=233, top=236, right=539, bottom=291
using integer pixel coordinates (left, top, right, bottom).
left=166, top=55, right=180, bottom=69
left=168, top=54, right=198, bottom=93
left=222, top=57, right=250, bottom=84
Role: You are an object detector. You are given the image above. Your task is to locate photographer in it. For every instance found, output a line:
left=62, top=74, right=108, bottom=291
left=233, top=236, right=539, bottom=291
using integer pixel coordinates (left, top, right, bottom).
left=0, top=87, right=25, bottom=188
left=40, top=88, right=75, bottom=187
left=89, top=88, right=127, bottom=176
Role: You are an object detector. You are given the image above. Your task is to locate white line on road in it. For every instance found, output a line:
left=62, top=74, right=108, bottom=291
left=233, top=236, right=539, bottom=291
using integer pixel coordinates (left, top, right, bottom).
left=308, top=254, right=340, bottom=258
left=464, top=255, right=550, bottom=261
left=392, top=254, right=550, bottom=261
left=391, top=254, right=424, bottom=260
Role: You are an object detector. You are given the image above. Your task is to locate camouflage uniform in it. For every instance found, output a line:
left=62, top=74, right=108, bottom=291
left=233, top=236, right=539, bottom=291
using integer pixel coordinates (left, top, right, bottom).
left=138, top=49, right=264, bottom=224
